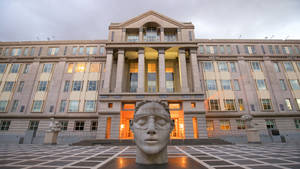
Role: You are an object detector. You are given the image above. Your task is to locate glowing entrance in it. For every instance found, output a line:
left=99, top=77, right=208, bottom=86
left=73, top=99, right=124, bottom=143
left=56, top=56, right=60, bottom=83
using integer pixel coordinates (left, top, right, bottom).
left=169, top=103, right=185, bottom=139
left=120, top=103, right=135, bottom=139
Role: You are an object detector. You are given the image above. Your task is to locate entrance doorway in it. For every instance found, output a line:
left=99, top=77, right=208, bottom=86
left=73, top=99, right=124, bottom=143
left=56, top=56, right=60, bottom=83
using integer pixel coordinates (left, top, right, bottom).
left=120, top=103, right=135, bottom=139
left=169, top=103, right=185, bottom=139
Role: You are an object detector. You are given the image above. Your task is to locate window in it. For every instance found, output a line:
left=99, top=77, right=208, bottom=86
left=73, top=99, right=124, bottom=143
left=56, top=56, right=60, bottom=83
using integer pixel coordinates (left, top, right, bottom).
left=38, top=47, right=42, bottom=56
left=166, top=62, right=175, bottom=92
left=199, top=45, right=204, bottom=54
left=203, top=62, right=214, bottom=72
left=226, top=45, right=232, bottom=54
left=273, top=62, right=280, bottom=72
left=59, top=100, right=67, bottom=112
left=208, top=100, right=220, bottom=111
left=128, top=34, right=139, bottom=42
left=261, top=45, right=266, bottom=54
left=17, top=81, right=24, bottom=92
left=280, top=79, right=287, bottom=90
left=99, top=47, right=105, bottom=55
left=244, top=45, right=256, bottom=54
left=221, top=80, right=231, bottom=90
left=0, top=120, right=11, bottom=131
left=0, top=64, right=6, bottom=73
left=224, top=99, right=236, bottom=111
left=285, top=99, right=293, bottom=110
left=63, top=80, right=70, bottom=92
left=64, top=46, right=68, bottom=55
left=251, top=62, right=261, bottom=71
left=68, top=100, right=79, bottom=112
left=123, top=103, right=136, bottom=110
left=74, top=121, right=85, bottom=131
left=10, top=64, right=20, bottom=73
left=11, top=100, right=19, bottom=112
left=4, top=48, right=9, bottom=56
left=261, top=99, right=272, bottom=110
left=219, top=45, right=225, bottom=54
left=265, top=119, right=276, bottom=129
left=218, top=62, right=228, bottom=72
left=256, top=79, right=267, bottom=90
left=233, top=79, right=240, bottom=91
left=90, top=63, right=100, bottom=72
left=268, top=45, right=274, bottom=54
left=206, top=120, right=214, bottom=131
left=23, top=64, right=29, bottom=73
left=72, top=47, right=77, bottom=55
left=295, top=46, right=300, bottom=54
left=49, top=105, right=54, bottom=112
left=206, top=80, right=217, bottom=90
left=67, top=63, right=73, bottom=73
left=191, top=102, right=196, bottom=108
left=275, top=45, right=281, bottom=54
left=220, top=120, right=231, bottom=130
left=238, top=99, right=244, bottom=111
left=32, top=100, right=43, bottom=112
left=43, top=63, right=53, bottom=73
left=230, top=62, right=237, bottom=72
left=251, top=104, right=255, bottom=111
left=206, top=46, right=217, bottom=54
left=59, top=121, right=68, bottom=131
left=79, top=47, right=84, bottom=55
left=283, top=62, right=294, bottom=72
left=72, top=81, right=82, bottom=91
left=86, top=47, right=96, bottom=55
left=188, top=31, right=193, bottom=41
left=37, top=81, right=48, bottom=91
left=0, top=101, right=8, bottom=112
left=108, top=103, right=113, bottom=108
left=297, top=62, right=300, bottom=72
left=289, top=80, right=300, bottom=90
left=296, top=99, right=300, bottom=110
left=3, top=82, right=15, bottom=92
left=87, top=81, right=97, bottom=91
left=47, top=48, right=59, bottom=56
left=129, top=62, right=138, bottom=92
left=28, top=120, right=39, bottom=130
left=11, top=48, right=21, bottom=56
left=111, top=31, right=115, bottom=41
left=91, top=121, right=98, bottom=131
left=0, top=48, right=2, bottom=55
left=75, top=63, right=85, bottom=72
left=280, top=104, right=284, bottom=111
left=20, top=105, right=25, bottom=112
left=84, top=100, right=96, bottom=112
left=30, top=47, right=35, bottom=56
left=236, top=120, right=246, bottom=130
left=295, top=119, right=300, bottom=129
left=147, top=63, right=157, bottom=92
left=282, top=46, right=293, bottom=54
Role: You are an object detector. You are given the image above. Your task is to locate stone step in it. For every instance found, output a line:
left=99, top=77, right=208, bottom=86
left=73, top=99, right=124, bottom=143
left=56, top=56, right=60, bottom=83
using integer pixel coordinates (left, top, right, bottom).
left=71, top=138, right=232, bottom=146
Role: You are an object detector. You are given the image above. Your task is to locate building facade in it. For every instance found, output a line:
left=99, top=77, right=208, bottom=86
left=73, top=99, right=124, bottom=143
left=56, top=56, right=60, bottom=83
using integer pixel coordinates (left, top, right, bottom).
left=0, top=11, right=300, bottom=144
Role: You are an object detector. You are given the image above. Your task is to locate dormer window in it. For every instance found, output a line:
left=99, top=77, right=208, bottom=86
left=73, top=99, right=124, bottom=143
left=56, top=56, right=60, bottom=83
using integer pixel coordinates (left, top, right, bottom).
left=144, top=27, right=159, bottom=42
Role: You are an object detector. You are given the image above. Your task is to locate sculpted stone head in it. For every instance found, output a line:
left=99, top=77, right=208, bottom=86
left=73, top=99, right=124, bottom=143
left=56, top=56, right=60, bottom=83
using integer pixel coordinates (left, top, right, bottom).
left=130, top=101, right=174, bottom=164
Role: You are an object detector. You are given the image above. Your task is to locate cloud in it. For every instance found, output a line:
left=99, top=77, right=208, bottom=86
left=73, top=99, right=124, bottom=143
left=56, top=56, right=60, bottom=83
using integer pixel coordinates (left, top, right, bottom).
left=0, top=0, right=299, bottom=41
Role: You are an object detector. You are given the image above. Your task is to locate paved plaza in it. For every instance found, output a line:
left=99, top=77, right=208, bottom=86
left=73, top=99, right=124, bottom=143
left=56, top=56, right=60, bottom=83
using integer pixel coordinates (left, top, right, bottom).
left=0, top=144, right=300, bottom=169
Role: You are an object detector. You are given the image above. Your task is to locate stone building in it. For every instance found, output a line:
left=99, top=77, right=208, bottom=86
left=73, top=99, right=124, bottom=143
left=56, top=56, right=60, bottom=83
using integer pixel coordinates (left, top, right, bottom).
left=0, top=11, right=300, bottom=144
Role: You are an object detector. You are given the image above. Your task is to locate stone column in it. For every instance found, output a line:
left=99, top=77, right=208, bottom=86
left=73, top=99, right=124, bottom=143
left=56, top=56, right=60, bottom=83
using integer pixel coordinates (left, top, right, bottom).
left=160, top=27, right=164, bottom=42
left=177, top=28, right=182, bottom=41
left=139, top=27, right=143, bottom=42
left=103, top=49, right=113, bottom=93
left=190, top=48, right=201, bottom=92
left=158, top=48, right=166, bottom=92
left=178, top=49, right=189, bottom=92
left=121, top=28, right=126, bottom=42
left=137, top=48, right=145, bottom=93
left=115, top=49, right=125, bottom=93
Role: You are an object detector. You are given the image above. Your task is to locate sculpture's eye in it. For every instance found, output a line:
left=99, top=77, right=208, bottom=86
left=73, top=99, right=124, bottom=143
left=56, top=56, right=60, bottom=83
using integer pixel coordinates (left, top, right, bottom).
left=156, top=117, right=167, bottom=126
left=136, top=117, right=147, bottom=126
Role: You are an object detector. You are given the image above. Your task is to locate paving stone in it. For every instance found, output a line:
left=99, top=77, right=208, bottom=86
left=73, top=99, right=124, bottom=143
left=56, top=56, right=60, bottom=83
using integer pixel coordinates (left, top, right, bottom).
left=203, top=160, right=232, bottom=166
left=259, top=158, right=291, bottom=164
left=0, top=160, right=19, bottom=165
left=231, top=159, right=262, bottom=164
left=72, top=161, right=101, bottom=166
left=14, top=160, right=46, bottom=165
left=42, top=160, right=72, bottom=166
left=249, top=166, right=283, bottom=169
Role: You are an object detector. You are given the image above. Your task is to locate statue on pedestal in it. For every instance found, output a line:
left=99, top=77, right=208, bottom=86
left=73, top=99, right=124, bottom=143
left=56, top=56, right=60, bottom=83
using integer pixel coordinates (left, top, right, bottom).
left=130, top=101, right=174, bottom=165
left=44, top=118, right=61, bottom=145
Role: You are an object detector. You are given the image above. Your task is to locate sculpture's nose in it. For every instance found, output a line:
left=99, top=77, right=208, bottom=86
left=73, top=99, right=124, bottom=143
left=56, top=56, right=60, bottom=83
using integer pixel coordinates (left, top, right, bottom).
left=147, top=117, right=156, bottom=135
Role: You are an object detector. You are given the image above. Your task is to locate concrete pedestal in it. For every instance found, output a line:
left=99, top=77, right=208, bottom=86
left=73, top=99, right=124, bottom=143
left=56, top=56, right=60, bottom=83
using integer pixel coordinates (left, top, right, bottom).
left=247, top=128, right=261, bottom=144
left=44, top=131, right=59, bottom=145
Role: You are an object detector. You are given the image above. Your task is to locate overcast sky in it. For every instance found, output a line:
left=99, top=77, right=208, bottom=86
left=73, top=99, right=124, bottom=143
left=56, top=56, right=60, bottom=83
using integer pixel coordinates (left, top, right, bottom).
left=0, top=0, right=299, bottom=41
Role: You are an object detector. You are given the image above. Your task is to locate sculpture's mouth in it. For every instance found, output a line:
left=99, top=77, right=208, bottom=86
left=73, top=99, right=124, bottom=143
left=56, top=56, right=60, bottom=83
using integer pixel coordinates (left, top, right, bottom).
left=144, top=138, right=159, bottom=144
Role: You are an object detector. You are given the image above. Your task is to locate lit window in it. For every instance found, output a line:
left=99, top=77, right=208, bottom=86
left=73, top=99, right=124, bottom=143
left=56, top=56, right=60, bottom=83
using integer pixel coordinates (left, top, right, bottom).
left=90, top=63, right=100, bottom=72
left=87, top=81, right=97, bottom=91
left=206, top=120, right=214, bottom=131
left=0, top=64, right=6, bottom=73
left=208, top=100, right=220, bottom=111
left=256, top=79, right=267, bottom=90
left=32, top=100, right=43, bottom=112
left=59, top=121, right=68, bottom=131
left=265, top=119, right=276, bottom=129
left=59, top=100, right=67, bottom=112
left=68, top=100, right=79, bottom=112
left=47, top=47, right=59, bottom=56
left=10, top=64, right=20, bottom=73
left=261, top=99, right=272, bottom=110
left=283, top=62, right=294, bottom=72
left=169, top=103, right=181, bottom=110
left=28, top=120, right=39, bottom=130
left=10, top=100, right=19, bottom=112
left=203, top=62, right=214, bottom=72
left=289, top=80, right=300, bottom=90
left=280, top=79, right=287, bottom=90
left=123, top=103, right=135, bottom=110
left=17, top=81, right=24, bottom=92
left=84, top=100, right=96, bottom=112
left=224, top=99, right=236, bottom=111
left=11, top=48, right=21, bottom=56
left=43, top=63, right=53, bottom=73
left=221, top=80, right=231, bottom=90
left=74, top=121, right=84, bottom=131
left=72, top=81, right=82, bottom=91
left=285, top=98, right=293, bottom=110
left=75, top=63, right=85, bottom=72
left=251, top=62, right=261, bottom=71
left=108, top=103, right=113, bottom=108
left=218, top=62, right=228, bottom=72
left=206, top=80, right=217, bottom=90
left=220, top=120, right=231, bottom=130
left=236, top=120, right=246, bottom=130
left=273, top=62, right=280, bottom=72
left=295, top=119, right=300, bottom=129
left=296, top=99, right=300, bottom=110
left=91, top=121, right=98, bottom=131
left=0, top=120, right=11, bottom=131
left=67, top=63, right=73, bottom=73
left=86, top=47, right=96, bottom=55
left=238, top=99, right=244, bottom=111
left=37, top=81, right=48, bottom=91
left=0, top=101, right=8, bottom=112
left=3, top=82, right=14, bottom=92
left=233, top=79, right=240, bottom=91
left=191, top=102, right=196, bottom=108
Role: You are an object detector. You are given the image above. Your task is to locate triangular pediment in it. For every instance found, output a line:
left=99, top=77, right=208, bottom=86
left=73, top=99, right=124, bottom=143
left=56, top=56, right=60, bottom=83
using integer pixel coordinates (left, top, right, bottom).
left=118, top=11, right=185, bottom=28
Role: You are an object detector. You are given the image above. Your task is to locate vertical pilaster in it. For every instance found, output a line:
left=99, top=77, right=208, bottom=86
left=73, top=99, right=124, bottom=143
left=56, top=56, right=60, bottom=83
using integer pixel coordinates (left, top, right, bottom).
left=139, top=27, right=143, bottom=42
left=137, top=48, right=145, bottom=93
left=190, top=48, right=201, bottom=92
left=121, top=28, right=126, bottom=42
left=158, top=48, right=166, bottom=92
left=177, top=28, right=182, bottom=41
left=115, top=49, right=125, bottom=93
left=178, top=49, right=189, bottom=92
left=160, top=27, right=164, bottom=42
left=103, top=49, right=113, bottom=93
